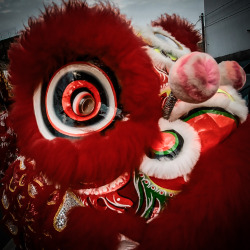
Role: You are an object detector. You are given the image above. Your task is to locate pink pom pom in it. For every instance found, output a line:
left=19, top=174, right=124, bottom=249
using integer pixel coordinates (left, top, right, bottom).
left=169, top=52, right=220, bottom=103
left=218, top=61, right=246, bottom=90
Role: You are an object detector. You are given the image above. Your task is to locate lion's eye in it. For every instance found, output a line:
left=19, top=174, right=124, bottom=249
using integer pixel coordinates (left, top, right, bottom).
left=154, top=32, right=180, bottom=49
left=33, top=61, right=121, bottom=139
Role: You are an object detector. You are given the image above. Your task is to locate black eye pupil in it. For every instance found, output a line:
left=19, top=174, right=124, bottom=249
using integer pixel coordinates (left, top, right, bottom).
left=79, top=96, right=95, bottom=116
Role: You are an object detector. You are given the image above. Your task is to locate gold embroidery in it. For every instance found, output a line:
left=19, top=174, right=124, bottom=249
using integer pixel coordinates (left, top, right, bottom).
left=5, top=220, right=18, bottom=235
left=1, top=189, right=9, bottom=209
left=34, top=178, right=44, bottom=187
left=9, top=177, right=17, bottom=192
left=28, top=183, right=38, bottom=198
left=19, top=174, right=26, bottom=186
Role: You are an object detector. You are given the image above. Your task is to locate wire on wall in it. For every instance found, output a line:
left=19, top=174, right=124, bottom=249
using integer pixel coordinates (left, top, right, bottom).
left=205, top=0, right=234, bottom=17
left=206, top=5, right=250, bottom=28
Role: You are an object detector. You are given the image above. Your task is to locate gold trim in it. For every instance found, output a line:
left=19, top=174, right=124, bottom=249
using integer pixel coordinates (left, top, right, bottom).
left=160, top=88, right=171, bottom=97
left=1, top=189, right=9, bottom=209
left=27, top=225, right=35, bottom=233
left=19, top=159, right=26, bottom=170
left=154, top=32, right=183, bottom=50
left=19, top=174, right=27, bottom=186
left=34, top=178, right=44, bottom=187
left=47, top=200, right=57, bottom=205
left=25, top=218, right=35, bottom=223
left=17, top=194, right=25, bottom=208
left=5, top=220, right=18, bottom=235
left=147, top=175, right=180, bottom=195
left=47, top=191, right=59, bottom=205
left=10, top=212, right=18, bottom=222
left=43, top=231, right=52, bottom=238
left=217, top=88, right=234, bottom=101
left=9, top=177, right=17, bottom=192
left=28, top=183, right=37, bottom=198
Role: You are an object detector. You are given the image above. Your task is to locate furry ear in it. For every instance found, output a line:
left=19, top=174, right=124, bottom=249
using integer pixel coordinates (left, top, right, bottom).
left=152, top=14, right=201, bottom=52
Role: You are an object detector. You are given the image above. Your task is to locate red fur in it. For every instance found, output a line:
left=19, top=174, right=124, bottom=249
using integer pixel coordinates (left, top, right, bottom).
left=139, top=116, right=250, bottom=250
left=8, top=1, right=161, bottom=187
left=152, top=14, right=201, bottom=51
left=51, top=208, right=146, bottom=250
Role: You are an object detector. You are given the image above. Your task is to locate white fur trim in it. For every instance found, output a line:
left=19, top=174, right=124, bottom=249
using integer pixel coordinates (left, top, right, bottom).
left=136, top=25, right=190, bottom=72
left=169, top=85, right=248, bottom=123
left=140, top=119, right=201, bottom=180
left=139, top=25, right=190, bottom=58
left=144, top=46, right=174, bottom=72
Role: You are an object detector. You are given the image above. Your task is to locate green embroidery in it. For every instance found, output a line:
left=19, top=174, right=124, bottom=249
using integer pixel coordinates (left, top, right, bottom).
left=134, top=171, right=179, bottom=219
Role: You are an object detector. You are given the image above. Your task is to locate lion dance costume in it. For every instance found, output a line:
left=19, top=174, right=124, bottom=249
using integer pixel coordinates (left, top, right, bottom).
left=1, top=1, right=250, bottom=249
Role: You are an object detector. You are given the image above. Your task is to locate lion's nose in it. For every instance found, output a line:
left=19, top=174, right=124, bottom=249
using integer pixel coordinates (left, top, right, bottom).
left=168, top=51, right=220, bottom=103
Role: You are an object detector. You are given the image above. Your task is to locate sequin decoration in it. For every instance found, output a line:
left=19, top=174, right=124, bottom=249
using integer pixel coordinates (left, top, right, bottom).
left=1, top=189, right=9, bottom=209
left=18, top=156, right=26, bottom=170
left=28, top=183, right=38, bottom=198
left=5, top=220, right=18, bottom=235
left=17, top=194, right=25, bottom=208
left=53, top=191, right=84, bottom=232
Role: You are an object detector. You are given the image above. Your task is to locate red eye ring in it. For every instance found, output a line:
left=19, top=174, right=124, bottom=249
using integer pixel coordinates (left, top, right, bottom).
left=62, top=80, right=101, bottom=121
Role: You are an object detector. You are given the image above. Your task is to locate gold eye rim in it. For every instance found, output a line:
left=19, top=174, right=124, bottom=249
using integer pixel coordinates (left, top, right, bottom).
left=154, top=32, right=183, bottom=50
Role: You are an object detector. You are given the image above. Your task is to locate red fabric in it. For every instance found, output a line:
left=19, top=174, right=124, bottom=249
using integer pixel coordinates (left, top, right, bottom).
left=8, top=1, right=161, bottom=187
left=152, top=14, right=201, bottom=52
left=186, top=112, right=237, bottom=152
left=139, top=116, right=250, bottom=250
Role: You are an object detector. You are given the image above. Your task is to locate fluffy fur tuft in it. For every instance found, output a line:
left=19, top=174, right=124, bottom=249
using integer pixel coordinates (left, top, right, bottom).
left=8, top=1, right=161, bottom=187
left=219, top=61, right=246, bottom=90
left=170, top=85, right=248, bottom=123
left=169, top=52, right=220, bottom=103
left=152, top=14, right=201, bottom=52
